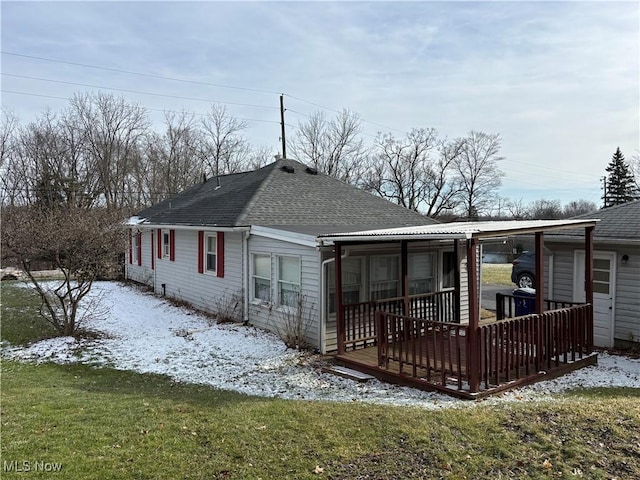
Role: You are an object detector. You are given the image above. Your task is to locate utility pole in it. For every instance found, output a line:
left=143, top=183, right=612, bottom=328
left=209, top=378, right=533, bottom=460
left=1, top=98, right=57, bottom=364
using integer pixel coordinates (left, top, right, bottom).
left=280, top=94, right=286, bottom=159
left=601, top=176, right=607, bottom=208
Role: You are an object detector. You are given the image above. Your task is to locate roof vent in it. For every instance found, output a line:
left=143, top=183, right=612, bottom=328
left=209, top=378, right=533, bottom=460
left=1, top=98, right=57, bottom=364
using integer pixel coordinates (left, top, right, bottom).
left=281, top=165, right=295, bottom=174
left=305, top=166, right=318, bottom=175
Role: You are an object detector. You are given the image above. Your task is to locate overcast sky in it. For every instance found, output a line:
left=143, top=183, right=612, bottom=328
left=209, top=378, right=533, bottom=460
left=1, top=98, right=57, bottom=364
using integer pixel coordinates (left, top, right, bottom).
left=2, top=1, right=638, bottom=207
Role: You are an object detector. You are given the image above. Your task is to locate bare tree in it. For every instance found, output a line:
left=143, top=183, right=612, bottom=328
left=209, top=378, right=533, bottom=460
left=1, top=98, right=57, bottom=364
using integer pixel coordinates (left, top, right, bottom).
left=562, top=199, right=598, bottom=218
left=364, top=128, right=438, bottom=212
left=455, top=131, right=505, bottom=218
left=141, top=110, right=203, bottom=204
left=526, top=199, right=563, bottom=219
left=199, top=104, right=251, bottom=176
left=245, top=145, right=276, bottom=171
left=2, top=206, right=125, bottom=336
left=288, top=108, right=368, bottom=184
left=0, top=108, right=22, bottom=205
left=506, top=198, right=527, bottom=219
left=70, top=92, right=149, bottom=210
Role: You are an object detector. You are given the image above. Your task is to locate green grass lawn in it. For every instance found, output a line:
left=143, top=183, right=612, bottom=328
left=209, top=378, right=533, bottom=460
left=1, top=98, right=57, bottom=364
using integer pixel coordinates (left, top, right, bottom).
left=2, top=283, right=639, bottom=479
left=481, top=263, right=513, bottom=286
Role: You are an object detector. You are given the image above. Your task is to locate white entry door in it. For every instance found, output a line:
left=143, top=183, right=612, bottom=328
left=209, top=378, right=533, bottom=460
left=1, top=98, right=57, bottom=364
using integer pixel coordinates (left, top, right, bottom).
left=574, top=251, right=616, bottom=348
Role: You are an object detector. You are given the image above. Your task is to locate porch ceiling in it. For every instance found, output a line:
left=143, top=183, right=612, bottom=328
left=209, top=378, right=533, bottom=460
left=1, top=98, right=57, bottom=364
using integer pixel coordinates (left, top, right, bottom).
left=317, top=219, right=599, bottom=244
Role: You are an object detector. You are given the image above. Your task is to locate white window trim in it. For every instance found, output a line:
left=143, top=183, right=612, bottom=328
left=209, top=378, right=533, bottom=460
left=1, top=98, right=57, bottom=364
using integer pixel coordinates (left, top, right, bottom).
left=133, top=232, right=141, bottom=264
left=276, top=254, right=302, bottom=310
left=250, top=252, right=272, bottom=304
left=204, top=233, right=217, bottom=274
left=163, top=232, right=170, bottom=259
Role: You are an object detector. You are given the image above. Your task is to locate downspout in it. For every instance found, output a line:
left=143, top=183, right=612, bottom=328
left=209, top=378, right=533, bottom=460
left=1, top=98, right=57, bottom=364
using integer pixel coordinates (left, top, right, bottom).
left=243, top=230, right=250, bottom=323
left=320, top=247, right=349, bottom=354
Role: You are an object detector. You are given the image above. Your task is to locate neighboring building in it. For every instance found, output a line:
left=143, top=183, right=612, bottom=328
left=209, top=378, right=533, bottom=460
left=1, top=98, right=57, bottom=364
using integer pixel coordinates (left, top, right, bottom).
left=126, top=158, right=445, bottom=352
left=545, top=200, right=640, bottom=348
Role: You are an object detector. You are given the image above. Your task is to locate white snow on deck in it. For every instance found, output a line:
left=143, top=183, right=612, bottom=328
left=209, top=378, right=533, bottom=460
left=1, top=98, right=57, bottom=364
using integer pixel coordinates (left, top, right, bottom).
left=2, top=282, right=638, bottom=408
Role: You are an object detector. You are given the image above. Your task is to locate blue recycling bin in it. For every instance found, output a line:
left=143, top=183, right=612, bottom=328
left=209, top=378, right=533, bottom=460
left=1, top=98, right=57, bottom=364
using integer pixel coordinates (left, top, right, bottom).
left=513, top=287, right=536, bottom=316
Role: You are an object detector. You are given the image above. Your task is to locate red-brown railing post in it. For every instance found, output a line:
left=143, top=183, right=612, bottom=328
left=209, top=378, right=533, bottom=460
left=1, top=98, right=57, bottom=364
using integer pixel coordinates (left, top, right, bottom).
left=401, top=240, right=409, bottom=316
left=534, top=231, right=545, bottom=315
left=376, top=310, right=386, bottom=367
left=466, top=237, right=480, bottom=393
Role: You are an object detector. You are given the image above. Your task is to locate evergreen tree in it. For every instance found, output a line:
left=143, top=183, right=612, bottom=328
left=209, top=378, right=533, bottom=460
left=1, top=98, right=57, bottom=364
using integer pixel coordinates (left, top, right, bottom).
left=603, top=147, right=638, bottom=207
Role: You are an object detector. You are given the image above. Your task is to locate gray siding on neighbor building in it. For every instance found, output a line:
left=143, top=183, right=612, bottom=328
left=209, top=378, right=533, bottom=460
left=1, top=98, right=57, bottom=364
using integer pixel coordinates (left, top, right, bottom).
left=604, top=243, right=640, bottom=344
left=549, top=247, right=575, bottom=302
left=247, top=235, right=322, bottom=349
left=549, top=241, right=640, bottom=346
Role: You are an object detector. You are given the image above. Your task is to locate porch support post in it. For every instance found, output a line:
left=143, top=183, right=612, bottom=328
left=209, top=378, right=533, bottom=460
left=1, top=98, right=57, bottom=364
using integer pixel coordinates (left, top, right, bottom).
left=454, top=240, right=461, bottom=322
left=466, top=237, right=480, bottom=393
left=585, top=226, right=595, bottom=353
left=335, top=241, right=345, bottom=355
left=534, top=231, right=545, bottom=314
left=401, top=240, right=409, bottom=316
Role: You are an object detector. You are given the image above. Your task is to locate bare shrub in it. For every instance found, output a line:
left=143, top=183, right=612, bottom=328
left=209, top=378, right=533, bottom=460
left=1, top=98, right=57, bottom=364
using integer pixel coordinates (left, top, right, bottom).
left=276, top=294, right=316, bottom=350
left=212, top=289, right=243, bottom=324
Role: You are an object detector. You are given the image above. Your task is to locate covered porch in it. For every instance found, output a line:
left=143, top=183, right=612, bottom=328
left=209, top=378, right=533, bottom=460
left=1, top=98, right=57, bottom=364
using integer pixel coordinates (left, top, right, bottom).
left=318, top=219, right=599, bottom=399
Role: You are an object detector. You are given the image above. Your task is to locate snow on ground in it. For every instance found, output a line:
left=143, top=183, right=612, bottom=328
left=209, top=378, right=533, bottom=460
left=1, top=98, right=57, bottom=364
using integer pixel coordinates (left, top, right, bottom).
left=2, top=282, right=639, bottom=409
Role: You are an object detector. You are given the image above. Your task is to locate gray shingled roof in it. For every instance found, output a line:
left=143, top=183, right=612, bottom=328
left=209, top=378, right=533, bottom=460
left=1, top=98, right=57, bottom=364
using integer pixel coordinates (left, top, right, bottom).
left=136, top=158, right=436, bottom=231
left=547, top=200, right=640, bottom=242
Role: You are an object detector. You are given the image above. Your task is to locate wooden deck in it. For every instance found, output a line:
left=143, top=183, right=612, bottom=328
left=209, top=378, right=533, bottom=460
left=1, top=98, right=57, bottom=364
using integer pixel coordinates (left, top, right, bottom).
left=335, top=310, right=598, bottom=399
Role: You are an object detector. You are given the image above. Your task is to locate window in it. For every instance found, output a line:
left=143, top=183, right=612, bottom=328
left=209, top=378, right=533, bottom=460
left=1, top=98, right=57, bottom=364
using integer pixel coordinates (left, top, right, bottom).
left=206, top=235, right=216, bottom=272
left=328, top=258, right=363, bottom=313
left=370, top=255, right=400, bottom=300
left=442, top=251, right=456, bottom=289
left=278, top=256, right=300, bottom=308
left=408, top=252, right=435, bottom=295
left=252, top=254, right=271, bottom=302
left=134, top=232, right=142, bottom=266
left=163, top=232, right=170, bottom=258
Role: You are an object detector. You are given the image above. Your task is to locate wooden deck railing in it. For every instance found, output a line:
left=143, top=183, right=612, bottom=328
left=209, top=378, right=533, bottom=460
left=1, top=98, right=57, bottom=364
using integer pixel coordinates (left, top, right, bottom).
left=341, top=290, right=457, bottom=351
left=496, top=292, right=582, bottom=320
left=377, top=311, right=468, bottom=390
left=479, top=304, right=593, bottom=389
left=365, top=303, right=592, bottom=394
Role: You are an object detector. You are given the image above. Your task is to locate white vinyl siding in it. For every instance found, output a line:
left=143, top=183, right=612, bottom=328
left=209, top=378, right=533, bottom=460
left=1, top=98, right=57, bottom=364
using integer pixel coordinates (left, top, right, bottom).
left=126, top=229, right=154, bottom=285
left=152, top=230, right=244, bottom=315
left=247, top=235, right=321, bottom=349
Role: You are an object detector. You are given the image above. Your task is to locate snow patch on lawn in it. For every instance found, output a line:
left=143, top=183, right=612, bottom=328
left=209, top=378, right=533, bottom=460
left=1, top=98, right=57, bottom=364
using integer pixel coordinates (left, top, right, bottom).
left=2, top=282, right=638, bottom=408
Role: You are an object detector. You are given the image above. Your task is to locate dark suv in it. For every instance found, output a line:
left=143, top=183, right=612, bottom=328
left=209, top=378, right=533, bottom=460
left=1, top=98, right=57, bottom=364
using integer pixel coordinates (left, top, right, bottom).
left=511, top=251, right=535, bottom=288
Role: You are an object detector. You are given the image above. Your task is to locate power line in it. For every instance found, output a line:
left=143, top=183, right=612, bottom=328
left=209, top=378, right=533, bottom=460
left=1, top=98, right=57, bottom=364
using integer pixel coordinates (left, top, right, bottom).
left=285, top=93, right=407, bottom=135
left=5, top=50, right=407, bottom=138
left=2, top=73, right=278, bottom=110
left=2, top=89, right=289, bottom=127
left=1, top=51, right=281, bottom=95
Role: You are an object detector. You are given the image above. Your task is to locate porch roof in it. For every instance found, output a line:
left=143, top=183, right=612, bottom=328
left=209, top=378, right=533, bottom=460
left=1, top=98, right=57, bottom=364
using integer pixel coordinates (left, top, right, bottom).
left=317, top=219, right=599, bottom=244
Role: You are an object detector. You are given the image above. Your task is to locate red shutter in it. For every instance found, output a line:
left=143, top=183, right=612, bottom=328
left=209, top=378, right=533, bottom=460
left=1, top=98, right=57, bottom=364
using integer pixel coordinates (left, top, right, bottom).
left=169, top=229, right=176, bottom=261
left=197, top=231, right=204, bottom=274
left=151, top=232, right=155, bottom=270
left=128, top=229, right=133, bottom=264
left=137, top=232, right=142, bottom=266
left=157, top=228, right=162, bottom=259
left=216, top=232, right=224, bottom=278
